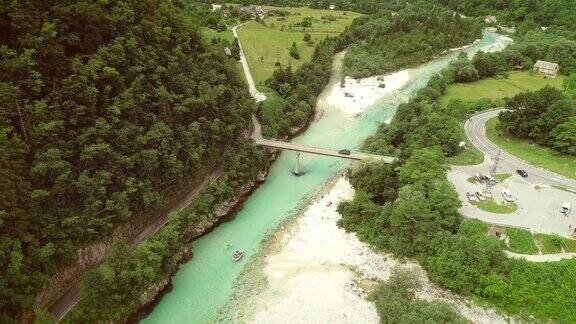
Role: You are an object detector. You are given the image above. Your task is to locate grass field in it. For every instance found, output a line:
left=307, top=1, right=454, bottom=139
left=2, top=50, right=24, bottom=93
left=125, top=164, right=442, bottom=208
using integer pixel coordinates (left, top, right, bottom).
left=496, top=173, right=511, bottom=182
left=236, top=6, right=361, bottom=86
left=485, top=117, right=576, bottom=180
left=200, top=27, right=234, bottom=43
left=472, top=199, right=517, bottom=214
left=447, top=123, right=484, bottom=165
left=534, top=234, right=576, bottom=253
left=506, top=229, right=576, bottom=254
left=439, top=71, right=565, bottom=105
left=507, top=228, right=539, bottom=254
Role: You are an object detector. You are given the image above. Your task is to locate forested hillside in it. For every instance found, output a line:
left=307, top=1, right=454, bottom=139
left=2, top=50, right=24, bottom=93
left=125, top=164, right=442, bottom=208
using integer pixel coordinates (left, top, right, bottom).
left=340, top=5, right=483, bottom=77
left=437, top=0, right=576, bottom=30
left=0, top=0, right=252, bottom=320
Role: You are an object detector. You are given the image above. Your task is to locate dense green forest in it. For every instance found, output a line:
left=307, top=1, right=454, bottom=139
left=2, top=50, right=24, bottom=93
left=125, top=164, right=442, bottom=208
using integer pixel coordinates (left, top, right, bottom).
left=498, top=86, right=576, bottom=155
left=437, top=0, right=576, bottom=30
left=259, top=39, right=336, bottom=137
left=340, top=6, right=483, bottom=78
left=0, top=0, right=260, bottom=321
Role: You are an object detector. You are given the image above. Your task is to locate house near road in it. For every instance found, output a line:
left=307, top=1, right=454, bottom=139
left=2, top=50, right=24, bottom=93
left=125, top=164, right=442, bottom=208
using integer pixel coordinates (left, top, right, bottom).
left=533, top=60, right=559, bottom=78
left=236, top=5, right=269, bottom=19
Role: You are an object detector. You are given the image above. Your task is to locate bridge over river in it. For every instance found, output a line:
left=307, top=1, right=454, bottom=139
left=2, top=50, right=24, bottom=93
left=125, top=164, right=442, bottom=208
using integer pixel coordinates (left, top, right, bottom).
left=251, top=115, right=396, bottom=163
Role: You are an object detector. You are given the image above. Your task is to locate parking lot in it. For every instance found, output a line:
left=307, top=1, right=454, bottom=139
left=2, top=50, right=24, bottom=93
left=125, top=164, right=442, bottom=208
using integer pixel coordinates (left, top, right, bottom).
left=449, top=165, right=576, bottom=237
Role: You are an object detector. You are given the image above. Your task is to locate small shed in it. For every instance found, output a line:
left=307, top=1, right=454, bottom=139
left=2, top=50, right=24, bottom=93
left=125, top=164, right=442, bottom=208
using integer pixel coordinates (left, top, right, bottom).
left=329, top=4, right=335, bottom=10
left=224, top=47, right=231, bottom=56
left=513, top=65, right=524, bottom=71
left=534, top=60, right=559, bottom=78
left=211, top=4, right=222, bottom=11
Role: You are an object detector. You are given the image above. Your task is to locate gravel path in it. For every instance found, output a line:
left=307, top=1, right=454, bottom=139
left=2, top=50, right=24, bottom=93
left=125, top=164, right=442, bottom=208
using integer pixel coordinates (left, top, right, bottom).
left=232, top=24, right=267, bottom=102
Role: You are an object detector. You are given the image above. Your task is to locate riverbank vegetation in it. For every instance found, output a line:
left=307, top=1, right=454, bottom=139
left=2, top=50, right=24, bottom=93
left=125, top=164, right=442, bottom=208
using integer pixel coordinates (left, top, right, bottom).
left=340, top=6, right=483, bottom=78
left=65, top=141, right=268, bottom=322
left=370, top=268, right=467, bottom=323
left=0, top=0, right=266, bottom=321
left=236, top=6, right=361, bottom=85
left=338, top=58, right=576, bottom=320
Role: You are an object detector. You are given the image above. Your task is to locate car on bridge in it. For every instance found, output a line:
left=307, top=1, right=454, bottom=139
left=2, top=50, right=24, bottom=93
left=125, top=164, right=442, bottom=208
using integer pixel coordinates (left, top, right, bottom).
left=338, top=149, right=351, bottom=155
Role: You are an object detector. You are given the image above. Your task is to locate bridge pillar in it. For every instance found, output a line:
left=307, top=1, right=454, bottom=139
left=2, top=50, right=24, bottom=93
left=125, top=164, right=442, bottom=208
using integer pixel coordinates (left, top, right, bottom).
left=293, top=152, right=301, bottom=176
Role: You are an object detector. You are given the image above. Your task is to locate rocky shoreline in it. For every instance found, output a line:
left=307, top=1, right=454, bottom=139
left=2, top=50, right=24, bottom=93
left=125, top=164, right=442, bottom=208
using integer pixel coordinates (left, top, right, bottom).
left=127, top=155, right=275, bottom=322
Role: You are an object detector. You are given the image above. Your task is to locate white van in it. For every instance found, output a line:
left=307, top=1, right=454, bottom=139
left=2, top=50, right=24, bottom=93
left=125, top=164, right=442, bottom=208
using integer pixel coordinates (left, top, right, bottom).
left=502, top=189, right=515, bottom=202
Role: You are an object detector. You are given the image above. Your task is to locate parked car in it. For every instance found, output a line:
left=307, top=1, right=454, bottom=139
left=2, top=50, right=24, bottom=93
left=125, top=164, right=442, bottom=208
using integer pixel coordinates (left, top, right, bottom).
left=466, top=192, right=478, bottom=202
left=502, top=189, right=515, bottom=202
left=338, top=149, right=351, bottom=155
left=560, top=202, right=571, bottom=215
left=516, top=169, right=528, bottom=178
left=475, top=192, right=486, bottom=201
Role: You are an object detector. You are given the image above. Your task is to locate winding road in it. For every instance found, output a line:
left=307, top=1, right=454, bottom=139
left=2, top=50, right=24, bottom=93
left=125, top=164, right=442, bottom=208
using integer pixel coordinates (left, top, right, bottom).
left=465, top=109, right=576, bottom=190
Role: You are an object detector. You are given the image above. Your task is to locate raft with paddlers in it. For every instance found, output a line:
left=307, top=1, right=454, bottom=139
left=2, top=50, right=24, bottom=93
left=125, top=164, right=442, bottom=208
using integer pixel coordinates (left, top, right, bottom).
left=232, top=250, right=244, bottom=261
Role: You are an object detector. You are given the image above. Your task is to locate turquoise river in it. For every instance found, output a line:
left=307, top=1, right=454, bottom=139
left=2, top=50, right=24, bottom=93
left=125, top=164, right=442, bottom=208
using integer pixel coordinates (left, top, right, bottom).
left=142, top=32, right=506, bottom=323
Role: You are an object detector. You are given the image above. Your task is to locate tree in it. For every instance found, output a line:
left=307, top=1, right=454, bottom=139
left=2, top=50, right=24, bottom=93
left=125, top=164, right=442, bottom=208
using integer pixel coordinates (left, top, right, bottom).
left=551, top=117, right=576, bottom=154
left=370, top=267, right=467, bottom=323
left=563, top=73, right=576, bottom=98
left=397, top=147, right=447, bottom=188
left=472, top=51, right=500, bottom=78
left=449, top=53, right=479, bottom=82
left=289, top=42, right=300, bottom=59
left=303, top=32, right=311, bottom=42
left=349, top=161, right=400, bottom=204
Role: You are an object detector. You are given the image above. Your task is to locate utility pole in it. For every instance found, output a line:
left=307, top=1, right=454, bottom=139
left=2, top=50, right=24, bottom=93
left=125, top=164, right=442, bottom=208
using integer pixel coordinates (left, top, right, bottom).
left=490, top=149, right=501, bottom=177
left=487, top=149, right=501, bottom=195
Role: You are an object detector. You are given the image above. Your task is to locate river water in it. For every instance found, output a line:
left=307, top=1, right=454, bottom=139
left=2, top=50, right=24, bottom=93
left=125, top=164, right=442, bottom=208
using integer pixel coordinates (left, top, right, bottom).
left=141, top=32, right=507, bottom=323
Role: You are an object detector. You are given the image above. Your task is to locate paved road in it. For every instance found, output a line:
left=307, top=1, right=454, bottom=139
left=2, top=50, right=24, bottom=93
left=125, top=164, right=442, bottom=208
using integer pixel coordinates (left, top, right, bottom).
left=232, top=24, right=266, bottom=102
left=49, top=167, right=225, bottom=320
left=250, top=115, right=396, bottom=163
left=449, top=169, right=576, bottom=237
left=465, top=109, right=576, bottom=190
left=505, top=250, right=576, bottom=262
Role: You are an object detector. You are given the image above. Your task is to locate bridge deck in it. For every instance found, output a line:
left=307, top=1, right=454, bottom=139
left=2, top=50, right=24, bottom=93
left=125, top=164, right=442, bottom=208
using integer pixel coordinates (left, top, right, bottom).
left=250, top=115, right=396, bottom=163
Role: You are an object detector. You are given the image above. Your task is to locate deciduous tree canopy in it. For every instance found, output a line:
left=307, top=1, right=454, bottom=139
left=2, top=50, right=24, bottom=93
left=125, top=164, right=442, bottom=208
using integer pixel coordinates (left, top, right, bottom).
left=0, top=0, right=253, bottom=320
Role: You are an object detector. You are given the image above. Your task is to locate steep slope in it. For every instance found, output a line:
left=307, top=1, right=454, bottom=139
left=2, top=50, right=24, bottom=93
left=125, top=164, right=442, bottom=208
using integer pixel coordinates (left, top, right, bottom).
left=0, top=0, right=252, bottom=320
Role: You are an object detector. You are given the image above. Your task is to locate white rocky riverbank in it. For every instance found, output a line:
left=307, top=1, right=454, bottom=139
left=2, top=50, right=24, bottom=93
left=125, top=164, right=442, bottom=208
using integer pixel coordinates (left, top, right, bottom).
left=242, top=177, right=507, bottom=323
left=323, top=70, right=410, bottom=118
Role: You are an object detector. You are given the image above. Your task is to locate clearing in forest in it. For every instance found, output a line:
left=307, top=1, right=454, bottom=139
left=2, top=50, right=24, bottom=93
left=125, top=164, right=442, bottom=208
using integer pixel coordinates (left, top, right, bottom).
left=236, top=6, right=361, bottom=86
left=439, top=71, right=565, bottom=105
